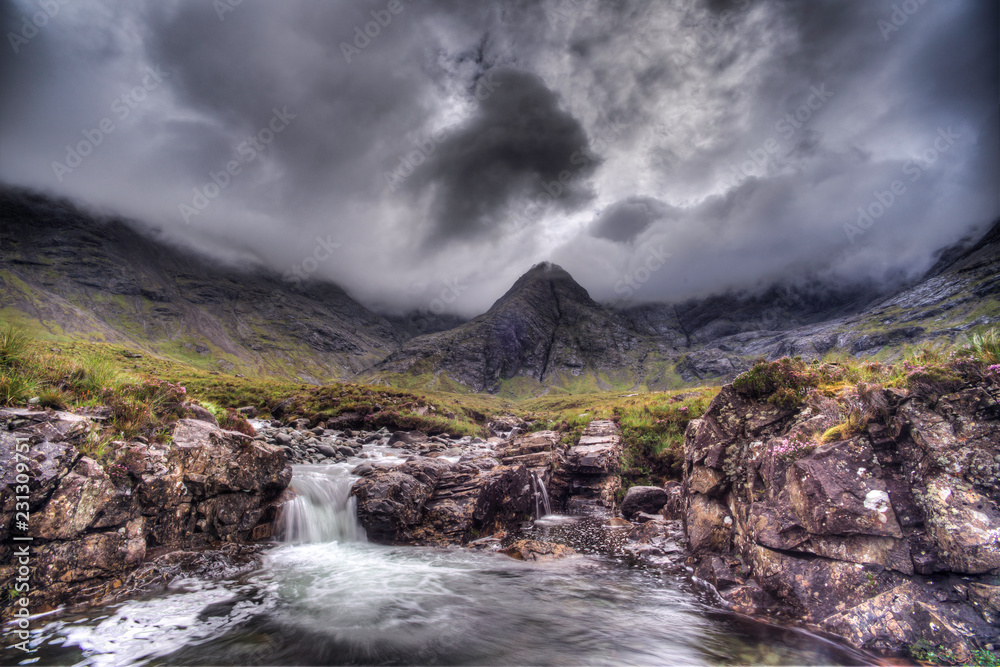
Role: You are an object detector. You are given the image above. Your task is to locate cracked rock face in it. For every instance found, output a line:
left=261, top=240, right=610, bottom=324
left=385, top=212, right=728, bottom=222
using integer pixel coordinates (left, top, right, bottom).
left=681, top=383, right=1000, bottom=656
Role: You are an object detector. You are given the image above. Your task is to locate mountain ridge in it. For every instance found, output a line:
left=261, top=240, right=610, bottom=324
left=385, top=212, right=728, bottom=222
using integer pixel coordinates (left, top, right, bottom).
left=3, top=186, right=998, bottom=394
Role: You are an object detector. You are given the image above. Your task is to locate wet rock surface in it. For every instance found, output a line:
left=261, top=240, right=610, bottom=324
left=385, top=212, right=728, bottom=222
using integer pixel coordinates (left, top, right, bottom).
left=349, top=422, right=625, bottom=546
left=681, top=382, right=1000, bottom=656
left=0, top=409, right=291, bottom=613
left=502, top=539, right=577, bottom=562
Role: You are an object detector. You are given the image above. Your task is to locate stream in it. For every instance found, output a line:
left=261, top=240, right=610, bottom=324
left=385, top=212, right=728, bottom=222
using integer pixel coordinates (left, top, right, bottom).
left=16, top=452, right=877, bottom=666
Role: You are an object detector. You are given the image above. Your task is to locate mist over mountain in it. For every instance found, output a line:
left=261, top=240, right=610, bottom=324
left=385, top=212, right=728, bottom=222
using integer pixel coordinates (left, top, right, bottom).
left=1, top=0, right=996, bottom=314
left=4, top=186, right=997, bottom=394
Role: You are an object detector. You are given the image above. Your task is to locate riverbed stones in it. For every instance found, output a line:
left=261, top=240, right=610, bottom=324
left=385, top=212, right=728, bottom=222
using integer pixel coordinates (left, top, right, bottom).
left=388, top=430, right=428, bottom=446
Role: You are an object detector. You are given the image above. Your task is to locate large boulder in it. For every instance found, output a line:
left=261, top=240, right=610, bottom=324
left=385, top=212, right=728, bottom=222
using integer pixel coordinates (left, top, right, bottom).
left=620, top=486, right=668, bottom=520
left=681, top=381, right=1000, bottom=656
left=351, top=455, right=533, bottom=545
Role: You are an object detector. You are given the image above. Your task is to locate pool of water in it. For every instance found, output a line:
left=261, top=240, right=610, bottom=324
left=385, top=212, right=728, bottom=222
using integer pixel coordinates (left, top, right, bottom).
left=14, top=463, right=876, bottom=666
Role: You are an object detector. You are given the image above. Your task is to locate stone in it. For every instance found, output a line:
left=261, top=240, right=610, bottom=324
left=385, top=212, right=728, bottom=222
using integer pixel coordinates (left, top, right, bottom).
left=620, top=486, right=668, bottom=520
left=695, top=554, right=742, bottom=591
left=662, top=480, right=685, bottom=520
left=387, top=430, right=428, bottom=447
left=565, top=421, right=621, bottom=475
left=352, top=456, right=536, bottom=546
left=32, top=457, right=121, bottom=540
left=0, top=411, right=292, bottom=613
left=687, top=494, right=732, bottom=554
left=502, top=540, right=576, bottom=562
left=723, top=581, right=777, bottom=616
left=918, top=475, right=1000, bottom=574
left=624, top=520, right=685, bottom=564
left=182, top=402, right=219, bottom=427
left=681, top=378, right=1000, bottom=656
left=786, top=438, right=903, bottom=539
left=688, top=465, right=727, bottom=496
left=315, top=444, right=337, bottom=458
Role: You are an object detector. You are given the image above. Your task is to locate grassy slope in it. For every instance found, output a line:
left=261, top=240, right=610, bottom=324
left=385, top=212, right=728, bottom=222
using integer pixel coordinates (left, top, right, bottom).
left=4, top=326, right=996, bottom=486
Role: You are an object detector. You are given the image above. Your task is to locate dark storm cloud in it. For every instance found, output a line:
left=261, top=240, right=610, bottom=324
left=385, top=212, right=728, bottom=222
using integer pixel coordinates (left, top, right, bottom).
left=590, top=197, right=674, bottom=244
left=0, top=0, right=996, bottom=314
left=401, top=67, right=597, bottom=245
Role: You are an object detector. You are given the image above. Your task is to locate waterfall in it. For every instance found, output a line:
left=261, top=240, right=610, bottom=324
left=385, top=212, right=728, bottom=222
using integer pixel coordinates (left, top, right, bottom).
left=530, top=471, right=552, bottom=519
left=277, top=465, right=367, bottom=544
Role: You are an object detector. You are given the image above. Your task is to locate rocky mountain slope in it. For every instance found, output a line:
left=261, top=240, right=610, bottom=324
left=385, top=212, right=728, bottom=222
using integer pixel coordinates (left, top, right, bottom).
left=664, top=219, right=1000, bottom=381
left=0, top=188, right=401, bottom=382
left=374, top=262, right=643, bottom=393
left=375, top=220, right=1000, bottom=393
left=2, top=186, right=997, bottom=393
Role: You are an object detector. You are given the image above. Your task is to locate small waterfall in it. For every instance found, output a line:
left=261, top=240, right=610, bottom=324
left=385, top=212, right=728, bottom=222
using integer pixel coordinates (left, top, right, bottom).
left=277, top=465, right=367, bottom=544
left=530, top=471, right=552, bottom=519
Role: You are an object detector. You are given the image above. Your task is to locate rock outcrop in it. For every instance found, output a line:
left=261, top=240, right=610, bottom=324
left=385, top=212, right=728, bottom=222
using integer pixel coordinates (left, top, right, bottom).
left=502, top=539, right=577, bottom=562
left=351, top=452, right=534, bottom=545
left=552, top=420, right=622, bottom=515
left=351, top=421, right=624, bottom=545
left=0, top=408, right=291, bottom=612
left=682, top=382, right=1000, bottom=657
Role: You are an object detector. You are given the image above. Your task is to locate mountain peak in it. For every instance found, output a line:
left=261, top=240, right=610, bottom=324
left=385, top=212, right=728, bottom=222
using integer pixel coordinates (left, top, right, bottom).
left=525, top=261, right=568, bottom=276
left=491, top=262, right=591, bottom=313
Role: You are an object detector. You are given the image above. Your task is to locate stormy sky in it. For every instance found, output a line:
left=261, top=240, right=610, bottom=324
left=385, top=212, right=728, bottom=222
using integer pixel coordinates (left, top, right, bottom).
left=1, top=0, right=997, bottom=315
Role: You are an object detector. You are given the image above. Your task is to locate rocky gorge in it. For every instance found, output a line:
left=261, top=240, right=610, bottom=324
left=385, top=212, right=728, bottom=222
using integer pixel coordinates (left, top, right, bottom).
left=5, top=368, right=1000, bottom=663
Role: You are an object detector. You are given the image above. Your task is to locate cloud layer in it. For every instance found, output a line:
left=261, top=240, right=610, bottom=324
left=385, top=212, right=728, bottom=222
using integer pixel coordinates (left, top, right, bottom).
left=1, top=0, right=997, bottom=314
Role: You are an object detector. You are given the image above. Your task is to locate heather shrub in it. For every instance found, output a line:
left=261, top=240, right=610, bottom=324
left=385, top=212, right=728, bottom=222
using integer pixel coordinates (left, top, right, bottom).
left=733, top=357, right=819, bottom=409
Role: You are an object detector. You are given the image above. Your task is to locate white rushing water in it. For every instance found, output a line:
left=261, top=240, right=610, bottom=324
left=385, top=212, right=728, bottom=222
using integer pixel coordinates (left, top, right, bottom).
left=16, top=458, right=873, bottom=666
left=276, top=465, right=367, bottom=545
left=530, top=470, right=552, bottom=519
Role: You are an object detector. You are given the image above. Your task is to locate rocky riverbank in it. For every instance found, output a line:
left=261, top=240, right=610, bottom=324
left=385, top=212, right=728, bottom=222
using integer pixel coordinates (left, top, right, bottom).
left=681, top=380, right=1000, bottom=659
left=0, top=407, right=290, bottom=613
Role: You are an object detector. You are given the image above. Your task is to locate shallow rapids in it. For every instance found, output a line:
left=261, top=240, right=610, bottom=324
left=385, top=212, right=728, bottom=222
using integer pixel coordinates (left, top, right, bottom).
left=17, top=461, right=874, bottom=666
